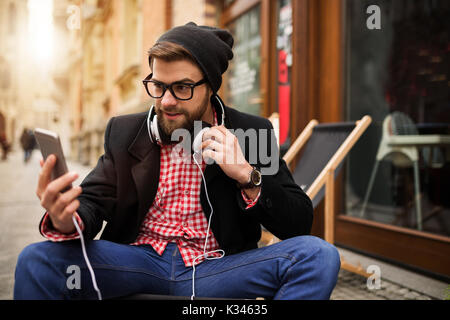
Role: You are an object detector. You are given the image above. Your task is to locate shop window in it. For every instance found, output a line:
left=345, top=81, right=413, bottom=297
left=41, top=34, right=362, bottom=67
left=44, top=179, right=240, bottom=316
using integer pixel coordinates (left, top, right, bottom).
left=224, top=4, right=262, bottom=116
left=345, top=0, right=450, bottom=237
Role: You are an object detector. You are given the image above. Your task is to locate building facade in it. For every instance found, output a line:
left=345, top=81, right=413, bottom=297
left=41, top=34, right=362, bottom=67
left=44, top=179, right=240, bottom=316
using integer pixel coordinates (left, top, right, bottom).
left=52, top=0, right=450, bottom=279
left=0, top=0, right=76, bottom=154
left=0, top=0, right=29, bottom=149
left=69, top=0, right=220, bottom=165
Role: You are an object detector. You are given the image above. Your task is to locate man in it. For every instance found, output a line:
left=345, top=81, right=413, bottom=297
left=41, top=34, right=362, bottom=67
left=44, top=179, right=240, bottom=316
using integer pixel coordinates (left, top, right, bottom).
left=20, top=128, right=37, bottom=163
left=14, top=22, right=340, bottom=300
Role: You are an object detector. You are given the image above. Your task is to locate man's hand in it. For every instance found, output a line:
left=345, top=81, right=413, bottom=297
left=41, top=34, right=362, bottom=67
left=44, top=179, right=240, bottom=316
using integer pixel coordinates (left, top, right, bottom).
left=36, top=154, right=82, bottom=234
left=201, top=125, right=260, bottom=199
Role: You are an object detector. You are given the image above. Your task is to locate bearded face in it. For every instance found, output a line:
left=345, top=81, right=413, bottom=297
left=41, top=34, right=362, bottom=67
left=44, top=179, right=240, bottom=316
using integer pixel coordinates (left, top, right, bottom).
left=155, top=88, right=210, bottom=144
left=151, top=58, right=213, bottom=145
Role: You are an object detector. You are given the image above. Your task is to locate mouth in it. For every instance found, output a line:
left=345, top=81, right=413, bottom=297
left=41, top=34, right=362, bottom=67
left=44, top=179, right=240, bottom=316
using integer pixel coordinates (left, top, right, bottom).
left=162, top=111, right=183, bottom=120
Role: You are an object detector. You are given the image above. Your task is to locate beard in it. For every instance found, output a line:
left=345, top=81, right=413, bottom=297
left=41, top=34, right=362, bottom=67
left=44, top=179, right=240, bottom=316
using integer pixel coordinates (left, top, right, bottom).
left=155, top=91, right=210, bottom=145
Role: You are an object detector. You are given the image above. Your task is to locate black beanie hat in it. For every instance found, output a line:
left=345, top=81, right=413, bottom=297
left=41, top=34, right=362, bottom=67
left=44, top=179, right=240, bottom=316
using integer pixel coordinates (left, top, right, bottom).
left=155, top=22, right=234, bottom=93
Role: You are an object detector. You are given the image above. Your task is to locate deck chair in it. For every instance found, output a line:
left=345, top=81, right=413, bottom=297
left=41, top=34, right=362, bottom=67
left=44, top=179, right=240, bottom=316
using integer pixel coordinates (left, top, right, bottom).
left=262, top=115, right=373, bottom=277
left=268, top=112, right=280, bottom=148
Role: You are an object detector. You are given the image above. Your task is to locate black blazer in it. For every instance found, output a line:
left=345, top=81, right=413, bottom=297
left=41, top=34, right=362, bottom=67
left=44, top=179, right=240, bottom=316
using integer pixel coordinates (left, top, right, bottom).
left=65, top=105, right=313, bottom=256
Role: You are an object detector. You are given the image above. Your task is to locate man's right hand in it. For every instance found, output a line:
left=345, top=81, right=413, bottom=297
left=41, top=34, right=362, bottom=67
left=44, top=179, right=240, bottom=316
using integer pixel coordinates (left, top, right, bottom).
left=36, top=154, right=83, bottom=234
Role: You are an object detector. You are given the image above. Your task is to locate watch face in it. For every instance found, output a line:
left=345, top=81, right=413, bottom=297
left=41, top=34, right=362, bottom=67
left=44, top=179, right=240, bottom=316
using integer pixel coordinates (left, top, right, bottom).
left=251, top=169, right=262, bottom=186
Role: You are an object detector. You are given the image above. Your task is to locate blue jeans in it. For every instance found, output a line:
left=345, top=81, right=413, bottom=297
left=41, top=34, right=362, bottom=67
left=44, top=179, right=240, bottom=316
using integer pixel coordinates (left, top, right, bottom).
left=14, top=236, right=340, bottom=300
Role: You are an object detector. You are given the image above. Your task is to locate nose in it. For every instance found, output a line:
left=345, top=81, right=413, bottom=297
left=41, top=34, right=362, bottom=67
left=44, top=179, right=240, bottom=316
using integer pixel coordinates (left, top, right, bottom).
left=160, top=88, right=177, bottom=107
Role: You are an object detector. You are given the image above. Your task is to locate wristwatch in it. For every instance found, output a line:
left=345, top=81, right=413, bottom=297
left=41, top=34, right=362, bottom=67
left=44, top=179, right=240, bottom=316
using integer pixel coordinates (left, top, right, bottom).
left=237, top=167, right=262, bottom=189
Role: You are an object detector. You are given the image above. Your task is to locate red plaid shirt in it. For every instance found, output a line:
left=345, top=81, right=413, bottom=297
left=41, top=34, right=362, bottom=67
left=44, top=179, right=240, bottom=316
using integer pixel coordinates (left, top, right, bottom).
left=131, top=142, right=221, bottom=266
left=41, top=115, right=260, bottom=266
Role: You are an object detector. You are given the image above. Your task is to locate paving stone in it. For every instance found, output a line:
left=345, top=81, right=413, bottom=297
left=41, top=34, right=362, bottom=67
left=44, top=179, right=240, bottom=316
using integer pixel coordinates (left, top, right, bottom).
left=331, top=269, right=436, bottom=300
left=398, top=288, right=410, bottom=295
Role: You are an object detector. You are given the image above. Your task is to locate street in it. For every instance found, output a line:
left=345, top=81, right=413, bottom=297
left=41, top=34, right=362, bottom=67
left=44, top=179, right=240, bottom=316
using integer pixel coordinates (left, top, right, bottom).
left=0, top=149, right=91, bottom=299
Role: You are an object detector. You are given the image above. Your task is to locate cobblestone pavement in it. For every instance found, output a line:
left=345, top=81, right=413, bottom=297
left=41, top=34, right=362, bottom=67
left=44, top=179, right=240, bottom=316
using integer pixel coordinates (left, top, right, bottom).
left=0, top=150, right=445, bottom=300
left=331, top=269, right=434, bottom=300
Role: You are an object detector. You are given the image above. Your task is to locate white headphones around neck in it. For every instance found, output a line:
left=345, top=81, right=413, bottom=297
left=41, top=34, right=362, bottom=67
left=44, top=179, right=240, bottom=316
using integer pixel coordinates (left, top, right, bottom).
left=146, top=94, right=226, bottom=154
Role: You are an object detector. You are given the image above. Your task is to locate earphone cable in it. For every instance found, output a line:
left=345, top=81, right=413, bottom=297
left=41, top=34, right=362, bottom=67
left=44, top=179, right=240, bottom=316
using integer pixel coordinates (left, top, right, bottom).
left=191, top=154, right=225, bottom=300
left=72, top=214, right=102, bottom=300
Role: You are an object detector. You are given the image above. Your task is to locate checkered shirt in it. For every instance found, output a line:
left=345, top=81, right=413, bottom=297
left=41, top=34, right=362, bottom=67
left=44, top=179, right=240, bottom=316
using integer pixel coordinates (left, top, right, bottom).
left=129, top=142, right=222, bottom=266
left=40, top=113, right=260, bottom=267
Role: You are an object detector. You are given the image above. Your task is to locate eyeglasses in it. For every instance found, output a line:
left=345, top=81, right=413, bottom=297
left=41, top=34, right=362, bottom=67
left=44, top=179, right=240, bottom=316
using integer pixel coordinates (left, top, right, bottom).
left=142, top=73, right=207, bottom=101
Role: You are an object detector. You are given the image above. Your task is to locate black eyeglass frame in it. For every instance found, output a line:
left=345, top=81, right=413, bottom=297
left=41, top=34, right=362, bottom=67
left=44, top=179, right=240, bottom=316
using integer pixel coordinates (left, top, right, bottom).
left=142, top=73, right=207, bottom=101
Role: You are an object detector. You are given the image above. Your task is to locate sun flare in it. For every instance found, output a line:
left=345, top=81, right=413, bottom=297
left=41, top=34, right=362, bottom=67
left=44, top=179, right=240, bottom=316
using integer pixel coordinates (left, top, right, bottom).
left=27, top=0, right=54, bottom=63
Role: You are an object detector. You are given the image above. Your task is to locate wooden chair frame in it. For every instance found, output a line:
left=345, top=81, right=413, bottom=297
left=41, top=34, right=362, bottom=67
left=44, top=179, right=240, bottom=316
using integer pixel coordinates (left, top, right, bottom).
left=281, top=115, right=373, bottom=277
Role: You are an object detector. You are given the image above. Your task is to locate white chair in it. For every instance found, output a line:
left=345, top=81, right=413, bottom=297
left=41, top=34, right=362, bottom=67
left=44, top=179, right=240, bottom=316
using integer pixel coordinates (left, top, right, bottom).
left=360, top=112, right=422, bottom=230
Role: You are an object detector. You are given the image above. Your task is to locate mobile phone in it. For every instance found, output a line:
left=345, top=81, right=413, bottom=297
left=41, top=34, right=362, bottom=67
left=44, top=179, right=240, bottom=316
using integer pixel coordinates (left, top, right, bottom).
left=34, top=128, right=72, bottom=191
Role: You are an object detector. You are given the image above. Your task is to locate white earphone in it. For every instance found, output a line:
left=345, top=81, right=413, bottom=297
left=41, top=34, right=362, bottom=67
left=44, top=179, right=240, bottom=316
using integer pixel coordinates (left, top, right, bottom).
left=146, top=105, right=161, bottom=144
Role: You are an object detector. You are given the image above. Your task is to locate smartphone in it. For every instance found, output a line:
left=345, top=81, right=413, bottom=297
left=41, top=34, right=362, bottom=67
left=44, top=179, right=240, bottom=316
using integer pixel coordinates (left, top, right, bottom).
left=34, top=128, right=72, bottom=191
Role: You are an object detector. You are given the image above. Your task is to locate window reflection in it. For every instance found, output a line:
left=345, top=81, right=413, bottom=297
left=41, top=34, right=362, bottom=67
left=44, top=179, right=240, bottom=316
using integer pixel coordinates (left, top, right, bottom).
left=345, top=0, right=450, bottom=237
left=225, top=5, right=262, bottom=116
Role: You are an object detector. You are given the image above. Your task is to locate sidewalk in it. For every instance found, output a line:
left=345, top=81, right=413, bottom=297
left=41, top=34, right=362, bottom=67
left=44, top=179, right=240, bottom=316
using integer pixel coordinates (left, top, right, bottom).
left=331, top=247, right=448, bottom=300
left=0, top=150, right=447, bottom=300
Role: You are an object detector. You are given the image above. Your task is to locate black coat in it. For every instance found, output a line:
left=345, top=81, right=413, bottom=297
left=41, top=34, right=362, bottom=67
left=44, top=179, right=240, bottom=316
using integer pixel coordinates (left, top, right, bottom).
left=61, top=105, right=313, bottom=256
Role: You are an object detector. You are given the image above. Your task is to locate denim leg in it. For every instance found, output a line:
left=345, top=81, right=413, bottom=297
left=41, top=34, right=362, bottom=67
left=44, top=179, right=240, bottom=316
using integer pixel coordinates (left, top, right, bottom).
left=14, top=240, right=174, bottom=300
left=172, top=236, right=340, bottom=300
left=273, top=236, right=341, bottom=299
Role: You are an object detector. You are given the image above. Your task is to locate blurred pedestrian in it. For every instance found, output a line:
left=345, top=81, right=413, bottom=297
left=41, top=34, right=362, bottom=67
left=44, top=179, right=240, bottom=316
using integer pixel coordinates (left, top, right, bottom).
left=20, top=128, right=36, bottom=163
left=0, top=132, right=10, bottom=161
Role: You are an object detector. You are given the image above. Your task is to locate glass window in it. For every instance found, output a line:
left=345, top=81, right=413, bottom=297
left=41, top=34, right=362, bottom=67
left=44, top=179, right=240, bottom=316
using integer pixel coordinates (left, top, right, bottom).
left=345, top=0, right=450, bottom=237
left=225, top=5, right=262, bottom=116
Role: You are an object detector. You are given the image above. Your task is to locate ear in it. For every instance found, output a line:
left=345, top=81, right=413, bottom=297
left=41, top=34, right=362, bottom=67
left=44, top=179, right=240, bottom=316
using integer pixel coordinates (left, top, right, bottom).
left=207, top=84, right=213, bottom=99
